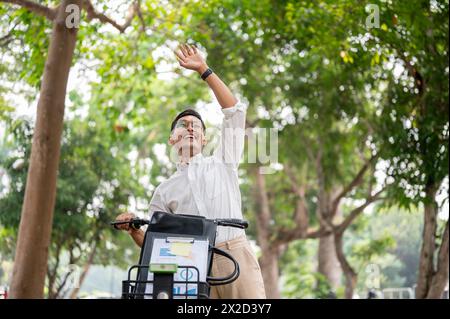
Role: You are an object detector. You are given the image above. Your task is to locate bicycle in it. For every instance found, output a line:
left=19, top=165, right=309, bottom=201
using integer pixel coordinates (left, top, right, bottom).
left=111, top=211, right=248, bottom=299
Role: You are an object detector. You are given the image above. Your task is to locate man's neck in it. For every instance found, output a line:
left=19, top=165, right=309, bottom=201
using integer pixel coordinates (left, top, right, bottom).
left=178, top=150, right=201, bottom=165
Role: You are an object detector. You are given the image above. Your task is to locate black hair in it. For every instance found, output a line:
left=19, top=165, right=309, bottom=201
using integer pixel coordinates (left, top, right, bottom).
left=170, top=109, right=206, bottom=132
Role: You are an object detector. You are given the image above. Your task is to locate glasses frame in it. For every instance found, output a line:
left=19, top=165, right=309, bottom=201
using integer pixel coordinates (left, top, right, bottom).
left=174, top=119, right=204, bottom=132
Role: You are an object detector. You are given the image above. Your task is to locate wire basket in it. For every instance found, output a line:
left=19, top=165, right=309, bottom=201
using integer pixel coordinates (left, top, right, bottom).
left=122, top=264, right=210, bottom=299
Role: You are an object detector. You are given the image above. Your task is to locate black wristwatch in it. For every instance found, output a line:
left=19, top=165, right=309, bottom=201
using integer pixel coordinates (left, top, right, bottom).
left=201, top=68, right=213, bottom=80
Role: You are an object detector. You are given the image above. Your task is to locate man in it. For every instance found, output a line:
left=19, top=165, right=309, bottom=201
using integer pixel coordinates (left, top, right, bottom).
left=115, top=43, right=266, bottom=299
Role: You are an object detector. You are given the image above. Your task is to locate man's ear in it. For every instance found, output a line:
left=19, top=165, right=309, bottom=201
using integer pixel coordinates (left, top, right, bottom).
left=168, top=133, right=176, bottom=145
left=200, top=131, right=207, bottom=146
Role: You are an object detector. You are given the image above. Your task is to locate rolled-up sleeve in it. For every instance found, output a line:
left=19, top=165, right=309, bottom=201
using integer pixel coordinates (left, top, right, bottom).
left=213, top=100, right=247, bottom=168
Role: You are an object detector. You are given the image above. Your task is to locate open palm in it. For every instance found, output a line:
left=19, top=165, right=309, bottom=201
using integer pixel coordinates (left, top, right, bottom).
left=174, top=44, right=207, bottom=72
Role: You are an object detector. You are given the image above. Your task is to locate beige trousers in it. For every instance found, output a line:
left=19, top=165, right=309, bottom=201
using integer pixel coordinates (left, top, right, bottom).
left=210, top=235, right=266, bottom=299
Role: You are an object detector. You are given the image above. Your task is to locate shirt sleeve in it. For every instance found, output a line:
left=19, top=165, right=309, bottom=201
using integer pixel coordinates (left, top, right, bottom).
left=148, top=186, right=169, bottom=220
left=213, top=99, right=247, bottom=168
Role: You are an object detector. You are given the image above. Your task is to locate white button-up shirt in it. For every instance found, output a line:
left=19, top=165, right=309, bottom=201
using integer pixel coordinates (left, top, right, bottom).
left=148, top=100, right=247, bottom=244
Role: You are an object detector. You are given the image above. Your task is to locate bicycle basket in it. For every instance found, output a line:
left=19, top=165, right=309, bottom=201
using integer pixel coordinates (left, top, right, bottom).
left=123, top=212, right=218, bottom=299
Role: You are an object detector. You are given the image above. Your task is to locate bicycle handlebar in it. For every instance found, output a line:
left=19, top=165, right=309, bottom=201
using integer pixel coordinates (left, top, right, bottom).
left=111, top=217, right=248, bottom=230
left=110, top=218, right=149, bottom=230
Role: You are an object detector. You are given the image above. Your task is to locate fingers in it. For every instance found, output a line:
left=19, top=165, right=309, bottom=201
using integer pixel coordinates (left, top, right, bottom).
left=116, top=221, right=128, bottom=231
left=174, top=49, right=186, bottom=63
left=175, top=55, right=186, bottom=66
left=183, top=43, right=193, bottom=55
left=115, top=213, right=135, bottom=231
left=116, top=222, right=128, bottom=231
left=177, top=43, right=196, bottom=58
left=174, top=43, right=199, bottom=68
left=178, top=44, right=188, bottom=57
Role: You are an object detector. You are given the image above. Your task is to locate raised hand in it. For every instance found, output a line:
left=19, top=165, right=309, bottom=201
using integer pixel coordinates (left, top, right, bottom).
left=174, top=43, right=237, bottom=109
left=174, top=43, right=208, bottom=74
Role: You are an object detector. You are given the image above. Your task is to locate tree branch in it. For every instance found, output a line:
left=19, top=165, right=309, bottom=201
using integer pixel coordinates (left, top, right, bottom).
left=334, top=186, right=386, bottom=234
left=305, top=226, right=333, bottom=239
left=273, top=224, right=334, bottom=246
left=330, top=154, right=378, bottom=217
left=0, top=0, right=57, bottom=20
left=83, top=0, right=138, bottom=33
left=270, top=163, right=312, bottom=246
left=284, top=163, right=303, bottom=197
left=55, top=269, right=73, bottom=299
left=0, top=20, right=20, bottom=47
left=284, top=164, right=309, bottom=235
left=273, top=186, right=387, bottom=246
left=135, top=0, right=146, bottom=32
left=314, top=142, right=333, bottom=229
left=69, top=238, right=98, bottom=299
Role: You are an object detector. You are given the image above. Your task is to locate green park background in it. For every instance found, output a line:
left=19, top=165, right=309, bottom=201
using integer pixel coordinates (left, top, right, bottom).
left=0, top=0, right=448, bottom=299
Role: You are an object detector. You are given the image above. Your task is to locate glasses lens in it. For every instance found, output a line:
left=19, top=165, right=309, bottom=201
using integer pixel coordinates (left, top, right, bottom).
left=192, top=122, right=202, bottom=130
left=175, top=120, right=187, bottom=129
left=175, top=120, right=202, bottom=131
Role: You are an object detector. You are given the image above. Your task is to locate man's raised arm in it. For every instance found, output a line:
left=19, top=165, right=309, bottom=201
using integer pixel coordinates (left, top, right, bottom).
left=174, top=43, right=238, bottom=109
left=174, top=43, right=247, bottom=167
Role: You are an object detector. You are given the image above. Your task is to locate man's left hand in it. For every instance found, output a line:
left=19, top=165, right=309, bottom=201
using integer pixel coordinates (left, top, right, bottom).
left=174, top=43, right=208, bottom=74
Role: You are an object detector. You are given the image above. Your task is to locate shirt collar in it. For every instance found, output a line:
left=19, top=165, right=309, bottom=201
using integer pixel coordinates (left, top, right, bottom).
left=176, top=153, right=204, bottom=172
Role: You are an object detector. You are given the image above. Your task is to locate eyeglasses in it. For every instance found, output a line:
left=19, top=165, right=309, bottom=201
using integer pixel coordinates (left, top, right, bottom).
left=174, top=119, right=203, bottom=131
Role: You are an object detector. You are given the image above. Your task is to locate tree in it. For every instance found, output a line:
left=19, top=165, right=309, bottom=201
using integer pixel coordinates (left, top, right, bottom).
left=0, top=115, right=145, bottom=298
left=0, top=0, right=168, bottom=298
left=1, top=1, right=82, bottom=297
left=356, top=206, right=424, bottom=290
left=365, top=0, right=449, bottom=298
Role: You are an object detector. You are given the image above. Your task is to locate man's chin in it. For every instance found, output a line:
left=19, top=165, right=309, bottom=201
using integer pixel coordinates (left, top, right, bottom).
left=178, top=143, right=201, bottom=156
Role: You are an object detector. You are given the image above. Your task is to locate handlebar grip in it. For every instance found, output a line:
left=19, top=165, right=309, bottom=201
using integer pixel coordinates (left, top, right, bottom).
left=110, top=218, right=149, bottom=230
left=216, top=219, right=249, bottom=229
left=110, top=221, right=126, bottom=230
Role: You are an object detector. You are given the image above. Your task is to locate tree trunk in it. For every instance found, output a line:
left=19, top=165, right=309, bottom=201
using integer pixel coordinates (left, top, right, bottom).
left=426, top=220, right=449, bottom=299
left=259, top=247, right=281, bottom=299
left=318, top=199, right=342, bottom=292
left=318, top=234, right=342, bottom=291
left=253, top=166, right=281, bottom=299
left=334, top=232, right=357, bottom=299
left=9, top=1, right=80, bottom=299
left=415, top=183, right=438, bottom=299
